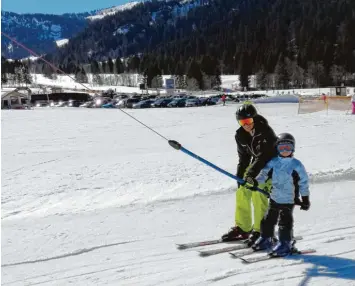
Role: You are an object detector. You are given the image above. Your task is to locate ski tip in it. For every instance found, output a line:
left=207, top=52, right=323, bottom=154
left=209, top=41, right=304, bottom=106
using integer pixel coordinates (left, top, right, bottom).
left=176, top=244, right=187, bottom=250
left=198, top=252, right=209, bottom=257
left=239, top=257, right=249, bottom=264
left=297, top=249, right=317, bottom=255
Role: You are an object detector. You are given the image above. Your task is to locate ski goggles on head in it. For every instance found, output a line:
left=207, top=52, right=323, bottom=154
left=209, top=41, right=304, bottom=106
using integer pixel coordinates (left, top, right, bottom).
left=277, top=143, right=294, bottom=152
left=238, top=118, right=254, bottom=126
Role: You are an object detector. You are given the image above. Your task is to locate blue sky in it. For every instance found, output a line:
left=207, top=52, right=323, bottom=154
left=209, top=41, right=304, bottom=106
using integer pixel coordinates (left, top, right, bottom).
left=1, top=0, right=135, bottom=14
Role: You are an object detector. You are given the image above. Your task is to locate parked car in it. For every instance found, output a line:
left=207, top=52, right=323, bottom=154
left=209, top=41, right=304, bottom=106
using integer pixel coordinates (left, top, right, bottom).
left=198, top=97, right=209, bottom=105
left=93, top=97, right=112, bottom=108
left=79, top=101, right=95, bottom=108
left=132, top=99, right=155, bottom=109
left=68, top=100, right=84, bottom=107
left=102, top=102, right=116, bottom=108
left=115, top=99, right=126, bottom=108
left=204, top=97, right=219, bottom=106
left=151, top=98, right=173, bottom=108
left=167, top=98, right=187, bottom=108
left=185, top=98, right=200, bottom=107
left=54, top=101, right=69, bottom=107
left=125, top=98, right=141, bottom=108
left=35, top=101, right=50, bottom=107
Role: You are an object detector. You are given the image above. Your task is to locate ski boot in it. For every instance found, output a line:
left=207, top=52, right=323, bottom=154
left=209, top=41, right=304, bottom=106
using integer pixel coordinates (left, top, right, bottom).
left=252, top=236, right=273, bottom=251
left=269, top=240, right=292, bottom=257
left=245, top=230, right=261, bottom=247
left=221, top=226, right=250, bottom=242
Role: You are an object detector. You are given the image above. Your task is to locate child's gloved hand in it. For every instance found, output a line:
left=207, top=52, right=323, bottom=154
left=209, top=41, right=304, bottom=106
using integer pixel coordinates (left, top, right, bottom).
left=294, top=197, right=302, bottom=205
left=300, top=196, right=310, bottom=211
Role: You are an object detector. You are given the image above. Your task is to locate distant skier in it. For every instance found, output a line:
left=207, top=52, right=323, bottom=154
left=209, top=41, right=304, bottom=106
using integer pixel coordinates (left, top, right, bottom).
left=246, top=133, right=310, bottom=257
left=221, top=103, right=277, bottom=246
left=221, top=94, right=227, bottom=106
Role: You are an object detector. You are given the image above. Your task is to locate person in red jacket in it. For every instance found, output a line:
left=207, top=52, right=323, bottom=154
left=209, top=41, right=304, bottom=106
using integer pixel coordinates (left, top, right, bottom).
left=221, top=94, right=227, bottom=106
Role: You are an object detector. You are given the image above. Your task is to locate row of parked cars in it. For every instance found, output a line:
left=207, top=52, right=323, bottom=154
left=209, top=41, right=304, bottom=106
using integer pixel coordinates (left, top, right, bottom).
left=34, top=92, right=267, bottom=109
left=34, top=94, right=223, bottom=109
left=118, top=96, right=221, bottom=109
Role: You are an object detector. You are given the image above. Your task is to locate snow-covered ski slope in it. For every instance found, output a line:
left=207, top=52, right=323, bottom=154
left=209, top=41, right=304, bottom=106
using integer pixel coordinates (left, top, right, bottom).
left=2, top=103, right=355, bottom=285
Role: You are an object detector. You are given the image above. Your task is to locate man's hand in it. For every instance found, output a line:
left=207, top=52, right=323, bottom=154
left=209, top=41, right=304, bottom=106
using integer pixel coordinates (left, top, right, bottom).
left=244, top=176, right=258, bottom=188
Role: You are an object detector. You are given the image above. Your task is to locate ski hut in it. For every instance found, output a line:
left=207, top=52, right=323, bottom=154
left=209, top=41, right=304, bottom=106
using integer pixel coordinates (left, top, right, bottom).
left=1, top=87, right=32, bottom=109
left=330, top=85, right=348, bottom=96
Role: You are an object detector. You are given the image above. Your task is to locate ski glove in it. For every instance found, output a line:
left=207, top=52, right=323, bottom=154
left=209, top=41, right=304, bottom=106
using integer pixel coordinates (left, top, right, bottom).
left=300, top=196, right=310, bottom=211
left=294, top=197, right=302, bottom=206
left=243, top=176, right=258, bottom=188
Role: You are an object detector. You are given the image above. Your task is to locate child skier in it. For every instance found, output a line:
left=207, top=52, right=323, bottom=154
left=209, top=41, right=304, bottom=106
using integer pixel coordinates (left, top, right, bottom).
left=244, top=133, right=310, bottom=257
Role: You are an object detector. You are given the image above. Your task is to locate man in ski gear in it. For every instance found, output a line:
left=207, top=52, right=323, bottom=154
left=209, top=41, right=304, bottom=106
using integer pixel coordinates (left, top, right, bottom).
left=222, top=103, right=278, bottom=245
left=250, top=133, right=310, bottom=257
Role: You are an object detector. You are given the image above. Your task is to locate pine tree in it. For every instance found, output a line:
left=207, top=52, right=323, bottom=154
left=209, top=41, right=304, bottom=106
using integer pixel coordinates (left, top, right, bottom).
left=23, top=65, right=33, bottom=85
left=274, top=55, right=290, bottom=89
left=330, top=65, right=346, bottom=85
left=202, top=72, right=213, bottom=90
left=101, top=61, right=107, bottom=74
left=93, top=74, right=103, bottom=86
left=1, top=72, right=8, bottom=86
left=14, top=66, right=25, bottom=85
left=115, top=57, right=124, bottom=74
left=186, top=77, right=199, bottom=91
left=256, top=68, right=268, bottom=90
left=151, top=75, right=163, bottom=89
left=173, top=60, right=186, bottom=89
left=75, top=67, right=88, bottom=83
left=306, top=62, right=326, bottom=87
left=145, top=64, right=162, bottom=88
left=287, top=61, right=305, bottom=88
left=187, top=59, right=203, bottom=90
left=200, top=55, right=221, bottom=90
left=43, top=64, right=54, bottom=79
left=239, top=52, right=251, bottom=90
left=90, top=59, right=100, bottom=74
left=108, top=57, right=114, bottom=73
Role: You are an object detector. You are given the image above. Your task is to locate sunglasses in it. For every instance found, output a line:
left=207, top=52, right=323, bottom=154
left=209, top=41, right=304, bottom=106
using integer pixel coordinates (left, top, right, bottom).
left=238, top=118, right=254, bottom=126
left=277, top=144, right=294, bottom=152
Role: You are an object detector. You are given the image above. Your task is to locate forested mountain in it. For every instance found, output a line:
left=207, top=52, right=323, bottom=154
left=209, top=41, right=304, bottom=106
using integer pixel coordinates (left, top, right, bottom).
left=3, top=0, right=355, bottom=89
left=50, top=0, right=355, bottom=88
left=1, top=11, right=91, bottom=59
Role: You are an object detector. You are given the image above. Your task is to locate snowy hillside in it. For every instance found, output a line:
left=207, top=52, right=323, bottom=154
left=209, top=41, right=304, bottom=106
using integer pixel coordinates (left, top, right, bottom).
left=86, top=2, right=141, bottom=21
left=56, top=39, right=69, bottom=47
left=2, top=103, right=355, bottom=285
left=1, top=11, right=88, bottom=59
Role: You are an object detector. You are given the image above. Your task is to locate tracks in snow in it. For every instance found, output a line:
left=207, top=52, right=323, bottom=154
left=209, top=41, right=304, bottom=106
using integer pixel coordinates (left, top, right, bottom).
left=1, top=240, right=138, bottom=267
left=309, top=167, right=355, bottom=184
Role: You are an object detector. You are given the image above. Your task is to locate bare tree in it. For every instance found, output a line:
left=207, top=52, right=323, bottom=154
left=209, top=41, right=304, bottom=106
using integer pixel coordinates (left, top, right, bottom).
left=186, top=77, right=199, bottom=91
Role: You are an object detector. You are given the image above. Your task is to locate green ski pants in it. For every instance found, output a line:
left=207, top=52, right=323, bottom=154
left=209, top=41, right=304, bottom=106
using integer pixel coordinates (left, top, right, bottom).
left=235, top=180, right=271, bottom=233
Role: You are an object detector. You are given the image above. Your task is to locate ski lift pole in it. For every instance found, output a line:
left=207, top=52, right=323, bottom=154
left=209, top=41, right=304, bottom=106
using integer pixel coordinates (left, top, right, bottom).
left=168, top=140, right=269, bottom=197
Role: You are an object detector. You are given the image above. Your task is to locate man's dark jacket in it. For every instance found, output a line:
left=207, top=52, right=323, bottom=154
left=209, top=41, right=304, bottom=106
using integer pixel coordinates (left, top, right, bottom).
left=235, top=114, right=277, bottom=179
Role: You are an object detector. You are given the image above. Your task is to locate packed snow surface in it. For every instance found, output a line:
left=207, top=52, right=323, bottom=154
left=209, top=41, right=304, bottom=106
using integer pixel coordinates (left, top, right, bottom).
left=2, top=103, right=355, bottom=285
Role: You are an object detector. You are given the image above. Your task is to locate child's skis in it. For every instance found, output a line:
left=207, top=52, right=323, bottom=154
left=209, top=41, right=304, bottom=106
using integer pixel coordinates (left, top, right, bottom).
left=240, top=248, right=316, bottom=264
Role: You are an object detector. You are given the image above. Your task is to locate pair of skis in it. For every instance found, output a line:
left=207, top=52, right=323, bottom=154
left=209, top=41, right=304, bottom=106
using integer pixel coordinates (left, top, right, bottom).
left=239, top=248, right=317, bottom=263
left=176, top=236, right=316, bottom=263
left=177, top=238, right=250, bottom=257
